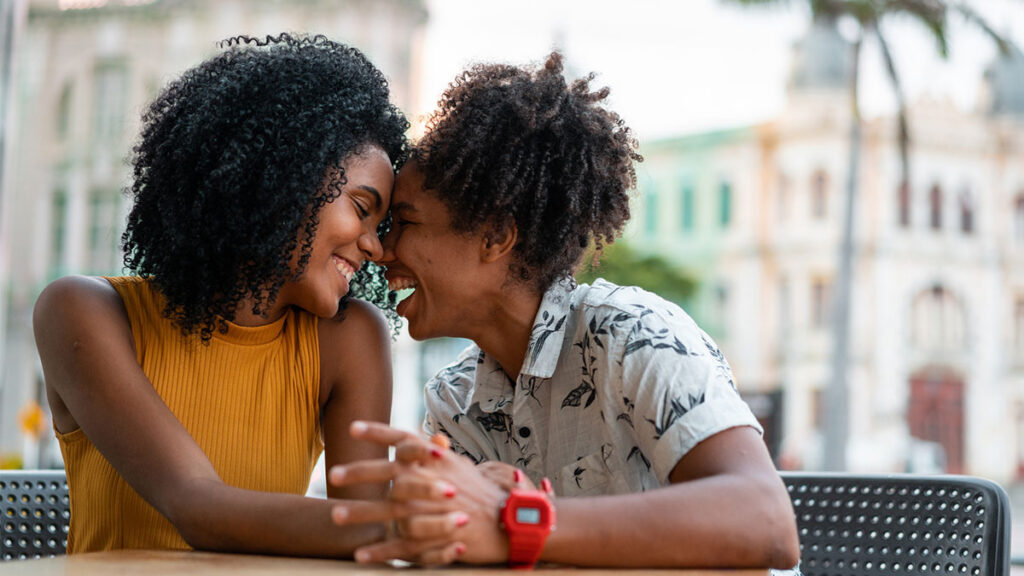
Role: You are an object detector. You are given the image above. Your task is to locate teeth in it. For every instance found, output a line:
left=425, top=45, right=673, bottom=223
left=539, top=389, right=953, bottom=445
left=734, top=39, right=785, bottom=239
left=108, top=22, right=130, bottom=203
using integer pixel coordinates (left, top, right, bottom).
left=388, top=278, right=418, bottom=291
left=335, top=258, right=355, bottom=281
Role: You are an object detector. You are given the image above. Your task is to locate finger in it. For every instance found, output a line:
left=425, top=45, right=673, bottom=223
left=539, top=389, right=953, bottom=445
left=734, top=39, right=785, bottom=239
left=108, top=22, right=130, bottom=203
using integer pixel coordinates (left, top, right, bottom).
left=353, top=537, right=459, bottom=565
left=350, top=420, right=419, bottom=446
left=333, top=499, right=453, bottom=525
left=476, top=461, right=517, bottom=492
left=331, top=500, right=410, bottom=525
left=403, top=511, right=469, bottom=540
left=394, top=438, right=445, bottom=464
left=328, top=460, right=398, bottom=487
left=414, top=541, right=467, bottom=566
left=391, top=475, right=456, bottom=501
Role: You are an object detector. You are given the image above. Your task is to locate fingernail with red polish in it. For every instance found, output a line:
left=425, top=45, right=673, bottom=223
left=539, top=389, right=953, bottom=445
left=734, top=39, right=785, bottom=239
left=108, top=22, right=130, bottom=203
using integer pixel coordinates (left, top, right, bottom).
left=513, top=469, right=523, bottom=483
left=455, top=544, right=467, bottom=556
left=454, top=513, right=469, bottom=527
left=541, top=477, right=553, bottom=494
left=443, top=484, right=457, bottom=498
left=430, top=447, right=445, bottom=459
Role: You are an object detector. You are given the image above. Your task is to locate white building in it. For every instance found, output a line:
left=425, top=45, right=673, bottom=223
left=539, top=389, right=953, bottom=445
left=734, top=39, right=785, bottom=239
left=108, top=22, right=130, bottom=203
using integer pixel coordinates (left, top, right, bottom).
left=0, top=0, right=427, bottom=463
left=630, top=16, right=1024, bottom=483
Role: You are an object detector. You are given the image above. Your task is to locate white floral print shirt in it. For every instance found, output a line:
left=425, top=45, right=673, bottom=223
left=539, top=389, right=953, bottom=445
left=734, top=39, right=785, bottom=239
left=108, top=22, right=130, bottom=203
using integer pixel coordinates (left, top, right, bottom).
left=423, top=278, right=762, bottom=497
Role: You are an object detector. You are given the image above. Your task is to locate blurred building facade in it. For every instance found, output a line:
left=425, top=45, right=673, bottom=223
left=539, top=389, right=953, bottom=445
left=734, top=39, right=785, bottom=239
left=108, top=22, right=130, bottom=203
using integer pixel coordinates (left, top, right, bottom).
left=631, top=18, right=1024, bottom=483
left=0, top=0, right=427, bottom=462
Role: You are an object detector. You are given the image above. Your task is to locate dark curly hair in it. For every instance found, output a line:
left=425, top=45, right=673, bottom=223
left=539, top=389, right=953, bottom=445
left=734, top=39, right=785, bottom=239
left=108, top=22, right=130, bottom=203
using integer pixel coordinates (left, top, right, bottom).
left=122, top=34, right=408, bottom=341
left=413, top=51, right=642, bottom=291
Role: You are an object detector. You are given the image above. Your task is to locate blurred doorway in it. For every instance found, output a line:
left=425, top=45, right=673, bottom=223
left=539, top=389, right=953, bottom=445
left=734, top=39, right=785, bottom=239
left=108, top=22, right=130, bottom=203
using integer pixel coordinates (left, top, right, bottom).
left=907, top=367, right=964, bottom=474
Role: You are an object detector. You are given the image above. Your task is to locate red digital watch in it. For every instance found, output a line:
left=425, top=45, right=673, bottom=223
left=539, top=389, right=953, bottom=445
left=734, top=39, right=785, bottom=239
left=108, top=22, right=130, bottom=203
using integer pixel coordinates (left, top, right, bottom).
left=500, top=487, right=555, bottom=569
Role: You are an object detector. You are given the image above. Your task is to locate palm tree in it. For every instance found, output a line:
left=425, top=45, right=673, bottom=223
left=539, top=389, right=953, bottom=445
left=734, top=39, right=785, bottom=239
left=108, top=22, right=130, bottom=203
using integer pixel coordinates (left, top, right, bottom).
left=723, top=0, right=1011, bottom=470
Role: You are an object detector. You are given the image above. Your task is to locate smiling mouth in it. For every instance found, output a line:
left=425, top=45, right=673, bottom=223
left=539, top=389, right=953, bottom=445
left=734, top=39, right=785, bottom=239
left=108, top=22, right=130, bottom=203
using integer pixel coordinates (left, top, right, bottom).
left=388, top=277, right=418, bottom=291
left=334, top=256, right=356, bottom=282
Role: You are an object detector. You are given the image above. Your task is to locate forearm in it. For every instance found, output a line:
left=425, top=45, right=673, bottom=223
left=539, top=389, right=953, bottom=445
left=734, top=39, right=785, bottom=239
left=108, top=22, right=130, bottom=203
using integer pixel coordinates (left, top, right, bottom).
left=542, top=473, right=798, bottom=568
left=172, top=479, right=384, bottom=557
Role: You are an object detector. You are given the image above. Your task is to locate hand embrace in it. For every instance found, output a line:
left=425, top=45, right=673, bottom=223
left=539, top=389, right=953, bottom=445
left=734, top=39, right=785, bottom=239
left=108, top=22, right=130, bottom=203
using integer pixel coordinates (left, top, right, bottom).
left=329, top=421, right=511, bottom=566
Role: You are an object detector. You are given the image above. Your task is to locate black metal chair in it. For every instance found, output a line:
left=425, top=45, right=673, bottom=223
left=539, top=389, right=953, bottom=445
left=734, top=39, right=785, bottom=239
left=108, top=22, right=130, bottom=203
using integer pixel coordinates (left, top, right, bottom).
left=0, top=469, right=69, bottom=560
left=780, top=472, right=1011, bottom=576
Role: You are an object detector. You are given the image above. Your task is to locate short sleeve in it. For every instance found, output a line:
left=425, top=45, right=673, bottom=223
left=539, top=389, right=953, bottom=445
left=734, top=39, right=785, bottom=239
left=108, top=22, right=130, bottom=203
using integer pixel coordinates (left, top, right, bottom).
left=616, top=309, right=762, bottom=483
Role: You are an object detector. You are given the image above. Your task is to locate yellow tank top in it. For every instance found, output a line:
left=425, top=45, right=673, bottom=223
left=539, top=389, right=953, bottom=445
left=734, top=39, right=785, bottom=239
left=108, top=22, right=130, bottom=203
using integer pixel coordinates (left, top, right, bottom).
left=56, top=276, right=324, bottom=552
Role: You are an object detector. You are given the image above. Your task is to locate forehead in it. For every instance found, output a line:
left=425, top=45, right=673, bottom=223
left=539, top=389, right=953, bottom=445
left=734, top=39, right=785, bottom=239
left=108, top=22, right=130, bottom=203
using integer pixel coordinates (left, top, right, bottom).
left=392, top=163, right=449, bottom=218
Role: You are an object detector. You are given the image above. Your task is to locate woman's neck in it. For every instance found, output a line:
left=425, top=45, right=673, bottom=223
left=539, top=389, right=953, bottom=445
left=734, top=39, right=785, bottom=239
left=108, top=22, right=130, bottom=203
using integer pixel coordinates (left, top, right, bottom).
left=466, top=285, right=543, bottom=382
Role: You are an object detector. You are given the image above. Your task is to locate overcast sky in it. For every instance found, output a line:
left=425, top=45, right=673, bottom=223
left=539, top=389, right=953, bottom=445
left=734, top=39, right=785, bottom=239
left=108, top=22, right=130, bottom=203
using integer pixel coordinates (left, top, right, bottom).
left=417, top=0, right=1024, bottom=141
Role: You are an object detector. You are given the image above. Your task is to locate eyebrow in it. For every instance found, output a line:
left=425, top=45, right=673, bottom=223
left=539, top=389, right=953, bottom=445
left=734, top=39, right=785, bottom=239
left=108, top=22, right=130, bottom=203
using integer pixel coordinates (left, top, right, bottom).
left=389, top=201, right=417, bottom=215
left=356, top=185, right=383, bottom=212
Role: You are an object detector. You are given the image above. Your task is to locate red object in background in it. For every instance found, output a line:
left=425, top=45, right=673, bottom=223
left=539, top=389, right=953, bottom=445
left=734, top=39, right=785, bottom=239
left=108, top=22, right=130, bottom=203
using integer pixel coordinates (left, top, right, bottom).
left=907, top=367, right=964, bottom=474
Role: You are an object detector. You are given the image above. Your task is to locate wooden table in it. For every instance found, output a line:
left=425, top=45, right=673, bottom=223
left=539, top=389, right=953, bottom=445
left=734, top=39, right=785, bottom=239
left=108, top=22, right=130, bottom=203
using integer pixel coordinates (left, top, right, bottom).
left=0, top=550, right=788, bottom=575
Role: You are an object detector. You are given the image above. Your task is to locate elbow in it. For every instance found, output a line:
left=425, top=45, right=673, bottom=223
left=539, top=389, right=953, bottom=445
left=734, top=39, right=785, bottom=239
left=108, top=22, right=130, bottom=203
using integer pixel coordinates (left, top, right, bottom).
left=160, top=481, right=239, bottom=552
left=755, top=475, right=801, bottom=569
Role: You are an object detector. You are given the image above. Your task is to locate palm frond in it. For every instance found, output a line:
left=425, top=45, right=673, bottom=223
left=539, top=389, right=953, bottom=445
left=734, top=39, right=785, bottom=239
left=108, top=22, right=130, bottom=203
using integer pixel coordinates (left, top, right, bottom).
left=950, top=2, right=1013, bottom=56
left=887, top=0, right=950, bottom=57
left=873, top=24, right=911, bottom=189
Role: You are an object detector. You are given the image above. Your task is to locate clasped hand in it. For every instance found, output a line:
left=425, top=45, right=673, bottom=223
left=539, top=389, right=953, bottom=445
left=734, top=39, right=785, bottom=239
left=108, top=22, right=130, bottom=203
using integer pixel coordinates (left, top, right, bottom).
left=329, top=421, right=533, bottom=565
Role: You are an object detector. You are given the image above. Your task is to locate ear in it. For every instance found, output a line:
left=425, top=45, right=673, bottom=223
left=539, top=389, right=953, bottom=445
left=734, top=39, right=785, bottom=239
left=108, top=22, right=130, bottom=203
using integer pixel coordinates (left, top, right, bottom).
left=480, top=220, right=518, bottom=263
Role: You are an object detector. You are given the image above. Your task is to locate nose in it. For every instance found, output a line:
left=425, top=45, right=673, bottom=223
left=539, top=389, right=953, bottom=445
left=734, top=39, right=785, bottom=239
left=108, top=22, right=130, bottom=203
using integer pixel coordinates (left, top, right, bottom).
left=377, top=226, right=398, bottom=263
left=359, top=230, right=384, bottom=262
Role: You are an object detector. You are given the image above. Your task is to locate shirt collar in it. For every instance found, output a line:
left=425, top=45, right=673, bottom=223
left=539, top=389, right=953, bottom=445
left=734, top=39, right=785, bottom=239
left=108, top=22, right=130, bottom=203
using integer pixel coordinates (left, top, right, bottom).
left=469, top=277, right=577, bottom=413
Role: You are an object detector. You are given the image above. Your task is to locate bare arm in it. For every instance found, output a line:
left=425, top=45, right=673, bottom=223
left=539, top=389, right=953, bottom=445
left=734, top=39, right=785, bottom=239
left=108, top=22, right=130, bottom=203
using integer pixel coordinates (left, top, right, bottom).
left=541, top=426, right=799, bottom=568
left=33, top=276, right=406, bottom=557
left=331, top=423, right=800, bottom=568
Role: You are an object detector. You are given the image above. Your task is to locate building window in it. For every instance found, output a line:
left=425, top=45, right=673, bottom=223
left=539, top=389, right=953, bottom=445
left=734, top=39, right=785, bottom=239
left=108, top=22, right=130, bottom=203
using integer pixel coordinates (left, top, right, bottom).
left=57, top=82, right=72, bottom=140
left=811, top=278, right=831, bottom=330
left=929, top=184, right=943, bottom=231
left=897, top=181, right=911, bottom=228
left=681, top=184, right=694, bottom=233
left=911, top=285, right=965, bottom=351
left=718, top=181, right=732, bottom=228
left=811, top=170, right=828, bottom=220
left=93, top=59, right=128, bottom=142
left=644, top=190, right=658, bottom=237
left=1014, top=194, right=1024, bottom=245
left=88, top=190, right=123, bottom=274
left=959, top=188, right=974, bottom=235
left=49, top=188, right=69, bottom=279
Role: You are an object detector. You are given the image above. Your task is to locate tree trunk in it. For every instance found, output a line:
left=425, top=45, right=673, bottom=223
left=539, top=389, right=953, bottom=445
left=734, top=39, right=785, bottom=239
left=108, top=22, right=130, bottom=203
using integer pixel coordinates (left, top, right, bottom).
left=824, top=36, right=861, bottom=471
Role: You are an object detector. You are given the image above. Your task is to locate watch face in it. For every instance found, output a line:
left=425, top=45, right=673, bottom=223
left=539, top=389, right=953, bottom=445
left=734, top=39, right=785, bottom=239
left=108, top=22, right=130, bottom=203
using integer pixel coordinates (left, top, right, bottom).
left=515, top=506, right=542, bottom=525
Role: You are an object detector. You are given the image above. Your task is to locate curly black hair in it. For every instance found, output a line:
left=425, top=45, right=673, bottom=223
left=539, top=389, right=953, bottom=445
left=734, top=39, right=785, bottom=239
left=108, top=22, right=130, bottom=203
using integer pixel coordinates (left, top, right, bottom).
left=122, top=34, right=408, bottom=341
left=413, top=51, right=642, bottom=291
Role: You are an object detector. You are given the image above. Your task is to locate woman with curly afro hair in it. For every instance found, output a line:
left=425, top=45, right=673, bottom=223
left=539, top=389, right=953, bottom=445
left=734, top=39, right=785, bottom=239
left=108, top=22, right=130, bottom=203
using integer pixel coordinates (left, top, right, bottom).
left=33, top=34, right=454, bottom=557
left=328, top=53, right=801, bottom=570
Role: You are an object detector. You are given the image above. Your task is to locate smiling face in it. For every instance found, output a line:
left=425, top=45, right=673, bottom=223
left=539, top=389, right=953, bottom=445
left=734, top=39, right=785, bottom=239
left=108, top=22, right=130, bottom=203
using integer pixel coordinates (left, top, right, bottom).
left=380, top=163, right=494, bottom=341
left=272, top=145, right=394, bottom=320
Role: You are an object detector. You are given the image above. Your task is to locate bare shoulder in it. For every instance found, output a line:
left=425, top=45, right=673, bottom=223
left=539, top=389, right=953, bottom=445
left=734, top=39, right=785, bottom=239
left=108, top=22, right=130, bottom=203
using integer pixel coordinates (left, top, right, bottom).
left=317, top=299, right=392, bottom=405
left=33, top=275, right=127, bottom=331
left=318, top=299, right=390, bottom=350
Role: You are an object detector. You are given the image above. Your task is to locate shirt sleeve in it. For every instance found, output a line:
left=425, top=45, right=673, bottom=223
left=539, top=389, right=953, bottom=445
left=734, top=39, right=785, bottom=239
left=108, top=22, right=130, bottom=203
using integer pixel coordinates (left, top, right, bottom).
left=615, top=307, right=762, bottom=484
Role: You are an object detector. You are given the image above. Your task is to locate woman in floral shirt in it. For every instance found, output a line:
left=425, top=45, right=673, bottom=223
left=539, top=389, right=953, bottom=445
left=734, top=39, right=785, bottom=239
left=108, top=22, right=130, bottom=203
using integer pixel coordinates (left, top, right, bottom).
left=329, top=52, right=800, bottom=570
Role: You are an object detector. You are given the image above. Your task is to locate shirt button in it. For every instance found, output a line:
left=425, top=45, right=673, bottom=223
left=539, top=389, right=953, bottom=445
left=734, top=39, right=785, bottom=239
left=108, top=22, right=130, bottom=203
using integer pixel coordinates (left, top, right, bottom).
left=518, top=426, right=531, bottom=438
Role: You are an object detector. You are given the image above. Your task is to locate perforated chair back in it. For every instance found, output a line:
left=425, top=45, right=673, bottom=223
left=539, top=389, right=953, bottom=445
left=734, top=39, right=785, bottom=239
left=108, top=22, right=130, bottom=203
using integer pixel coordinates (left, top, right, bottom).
left=0, top=470, right=69, bottom=560
left=780, top=472, right=1010, bottom=576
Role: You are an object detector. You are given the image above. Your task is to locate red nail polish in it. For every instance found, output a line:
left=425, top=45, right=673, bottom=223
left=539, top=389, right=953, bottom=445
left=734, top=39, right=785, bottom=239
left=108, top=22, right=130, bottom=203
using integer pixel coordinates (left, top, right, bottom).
left=541, top=477, right=553, bottom=494
left=513, top=469, right=524, bottom=483
left=430, top=447, right=444, bottom=459
left=455, top=513, right=469, bottom=527
left=444, top=485, right=456, bottom=498
left=455, top=544, right=466, bottom=556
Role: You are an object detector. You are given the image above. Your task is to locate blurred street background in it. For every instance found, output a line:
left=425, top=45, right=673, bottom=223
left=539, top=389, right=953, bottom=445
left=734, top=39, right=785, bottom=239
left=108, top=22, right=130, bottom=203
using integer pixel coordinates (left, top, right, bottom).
left=1, top=0, right=1024, bottom=561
